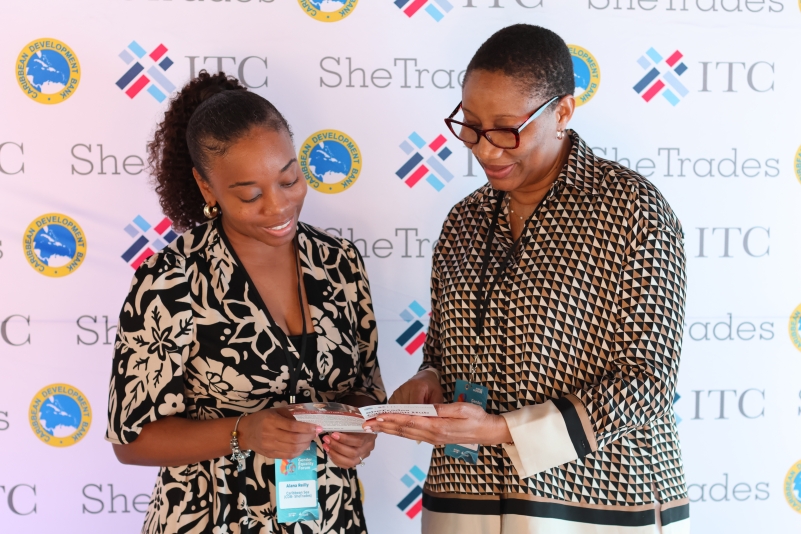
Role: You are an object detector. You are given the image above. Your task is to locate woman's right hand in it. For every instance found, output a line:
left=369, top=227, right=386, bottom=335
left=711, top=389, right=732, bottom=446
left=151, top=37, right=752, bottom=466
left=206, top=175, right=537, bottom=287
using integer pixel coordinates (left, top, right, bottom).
left=389, top=370, right=444, bottom=405
left=238, top=408, right=321, bottom=459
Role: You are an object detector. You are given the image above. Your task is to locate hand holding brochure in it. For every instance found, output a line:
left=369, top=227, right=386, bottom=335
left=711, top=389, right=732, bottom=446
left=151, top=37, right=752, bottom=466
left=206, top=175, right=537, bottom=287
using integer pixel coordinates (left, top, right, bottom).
left=288, top=402, right=437, bottom=433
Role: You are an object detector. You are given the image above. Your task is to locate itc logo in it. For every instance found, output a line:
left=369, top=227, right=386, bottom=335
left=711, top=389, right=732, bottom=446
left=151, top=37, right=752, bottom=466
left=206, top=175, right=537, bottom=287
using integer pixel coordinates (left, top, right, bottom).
left=397, top=465, right=426, bottom=518
left=633, top=48, right=688, bottom=106
left=394, top=0, right=454, bottom=21
left=116, top=41, right=176, bottom=102
left=396, top=301, right=429, bottom=354
left=122, top=215, right=178, bottom=269
left=396, top=132, right=453, bottom=191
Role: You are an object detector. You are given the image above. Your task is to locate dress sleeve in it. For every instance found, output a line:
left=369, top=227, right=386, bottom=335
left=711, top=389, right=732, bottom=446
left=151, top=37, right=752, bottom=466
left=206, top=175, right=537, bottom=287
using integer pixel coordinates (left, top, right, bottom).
left=340, top=241, right=386, bottom=404
left=419, top=241, right=442, bottom=379
left=502, top=195, right=687, bottom=478
left=106, top=251, right=195, bottom=445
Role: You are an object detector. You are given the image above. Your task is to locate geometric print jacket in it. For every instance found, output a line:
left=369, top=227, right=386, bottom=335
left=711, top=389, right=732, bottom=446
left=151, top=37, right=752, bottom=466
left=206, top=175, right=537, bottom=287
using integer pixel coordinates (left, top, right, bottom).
left=420, top=131, right=690, bottom=532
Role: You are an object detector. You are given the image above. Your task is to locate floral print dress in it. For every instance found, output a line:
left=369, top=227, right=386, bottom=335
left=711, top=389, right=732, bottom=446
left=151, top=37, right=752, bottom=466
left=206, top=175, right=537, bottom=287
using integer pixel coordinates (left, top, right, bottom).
left=106, top=219, right=386, bottom=534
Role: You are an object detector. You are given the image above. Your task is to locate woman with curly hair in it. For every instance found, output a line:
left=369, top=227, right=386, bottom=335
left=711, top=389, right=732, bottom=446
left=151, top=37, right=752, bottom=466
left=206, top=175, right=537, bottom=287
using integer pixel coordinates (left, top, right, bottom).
left=105, top=71, right=385, bottom=533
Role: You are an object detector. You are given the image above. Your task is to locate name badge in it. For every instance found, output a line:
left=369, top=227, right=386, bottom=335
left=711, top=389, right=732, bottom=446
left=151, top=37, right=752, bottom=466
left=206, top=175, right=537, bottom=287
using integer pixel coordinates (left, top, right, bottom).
left=275, top=443, right=320, bottom=523
left=444, top=379, right=489, bottom=464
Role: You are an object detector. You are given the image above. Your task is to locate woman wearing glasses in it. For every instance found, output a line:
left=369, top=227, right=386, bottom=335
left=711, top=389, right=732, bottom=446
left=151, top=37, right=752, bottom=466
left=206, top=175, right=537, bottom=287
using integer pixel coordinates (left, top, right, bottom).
left=368, top=25, right=689, bottom=534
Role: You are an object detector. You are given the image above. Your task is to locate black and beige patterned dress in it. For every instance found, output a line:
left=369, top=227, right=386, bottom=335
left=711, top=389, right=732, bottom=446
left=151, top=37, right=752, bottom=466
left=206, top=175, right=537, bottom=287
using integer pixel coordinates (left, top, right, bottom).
left=420, top=131, right=690, bottom=534
left=106, top=220, right=385, bottom=534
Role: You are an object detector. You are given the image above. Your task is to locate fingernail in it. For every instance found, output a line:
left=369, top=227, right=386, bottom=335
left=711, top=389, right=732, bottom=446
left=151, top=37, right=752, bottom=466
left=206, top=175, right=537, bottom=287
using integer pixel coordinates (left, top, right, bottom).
left=316, top=427, right=323, bottom=434
left=323, top=436, right=329, bottom=444
left=332, top=433, right=340, bottom=440
left=377, top=418, right=384, bottom=422
left=323, top=444, right=329, bottom=452
left=364, top=426, right=372, bottom=433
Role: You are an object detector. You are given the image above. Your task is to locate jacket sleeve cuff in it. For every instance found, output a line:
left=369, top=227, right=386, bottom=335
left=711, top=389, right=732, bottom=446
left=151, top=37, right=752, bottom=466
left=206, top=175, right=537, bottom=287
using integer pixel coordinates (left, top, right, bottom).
left=501, top=395, right=598, bottom=479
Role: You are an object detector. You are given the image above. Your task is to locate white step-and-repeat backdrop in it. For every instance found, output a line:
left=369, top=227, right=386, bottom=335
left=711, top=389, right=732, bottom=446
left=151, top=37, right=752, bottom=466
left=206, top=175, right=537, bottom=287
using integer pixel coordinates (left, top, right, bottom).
left=1, top=0, right=800, bottom=532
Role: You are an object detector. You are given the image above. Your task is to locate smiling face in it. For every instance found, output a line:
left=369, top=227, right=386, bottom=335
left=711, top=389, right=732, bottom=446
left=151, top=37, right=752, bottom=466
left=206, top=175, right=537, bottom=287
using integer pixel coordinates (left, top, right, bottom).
left=193, top=125, right=306, bottom=248
left=460, top=69, right=575, bottom=194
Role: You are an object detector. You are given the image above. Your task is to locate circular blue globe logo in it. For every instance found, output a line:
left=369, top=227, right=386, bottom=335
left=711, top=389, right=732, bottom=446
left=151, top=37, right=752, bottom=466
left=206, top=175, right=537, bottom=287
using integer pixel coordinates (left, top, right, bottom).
left=23, top=213, right=87, bottom=277
left=29, top=384, right=92, bottom=447
left=16, top=38, right=81, bottom=104
left=299, top=130, right=363, bottom=194
left=568, top=45, right=601, bottom=107
left=298, top=0, right=358, bottom=22
left=33, top=224, right=77, bottom=268
left=26, top=50, right=70, bottom=93
left=785, top=461, right=801, bottom=513
left=573, top=57, right=591, bottom=96
left=310, top=141, right=352, bottom=183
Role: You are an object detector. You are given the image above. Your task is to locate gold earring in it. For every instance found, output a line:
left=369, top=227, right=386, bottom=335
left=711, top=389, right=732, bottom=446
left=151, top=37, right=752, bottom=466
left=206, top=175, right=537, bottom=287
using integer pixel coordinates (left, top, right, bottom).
left=203, top=203, right=220, bottom=219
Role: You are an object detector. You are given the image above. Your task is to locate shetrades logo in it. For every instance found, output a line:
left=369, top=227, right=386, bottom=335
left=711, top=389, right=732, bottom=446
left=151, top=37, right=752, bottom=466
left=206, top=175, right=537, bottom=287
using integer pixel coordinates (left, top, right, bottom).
left=299, top=129, right=362, bottom=194
left=396, top=301, right=429, bottom=354
left=122, top=215, right=178, bottom=269
left=633, top=48, right=688, bottom=106
left=29, top=383, right=92, bottom=447
left=16, top=38, right=80, bottom=104
left=397, top=465, right=427, bottom=518
left=116, top=41, right=176, bottom=103
left=396, top=132, right=454, bottom=191
left=569, top=45, right=600, bottom=106
left=23, top=213, right=87, bottom=277
left=298, top=0, right=358, bottom=21
left=394, top=0, right=454, bottom=21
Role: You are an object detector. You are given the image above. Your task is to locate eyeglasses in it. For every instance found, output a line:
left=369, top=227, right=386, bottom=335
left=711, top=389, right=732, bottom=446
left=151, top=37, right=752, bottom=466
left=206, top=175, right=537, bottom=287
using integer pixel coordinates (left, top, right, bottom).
left=444, top=95, right=561, bottom=150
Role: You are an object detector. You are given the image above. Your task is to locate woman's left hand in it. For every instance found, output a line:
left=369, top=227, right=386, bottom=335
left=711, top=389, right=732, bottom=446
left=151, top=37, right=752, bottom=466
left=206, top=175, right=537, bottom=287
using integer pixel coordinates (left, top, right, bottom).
left=366, top=403, right=512, bottom=446
left=322, top=432, right=377, bottom=469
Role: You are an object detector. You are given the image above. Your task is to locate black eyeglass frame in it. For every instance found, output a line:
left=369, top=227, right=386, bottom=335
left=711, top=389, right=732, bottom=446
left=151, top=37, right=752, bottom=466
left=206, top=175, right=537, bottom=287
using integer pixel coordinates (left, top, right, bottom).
left=444, top=95, right=562, bottom=149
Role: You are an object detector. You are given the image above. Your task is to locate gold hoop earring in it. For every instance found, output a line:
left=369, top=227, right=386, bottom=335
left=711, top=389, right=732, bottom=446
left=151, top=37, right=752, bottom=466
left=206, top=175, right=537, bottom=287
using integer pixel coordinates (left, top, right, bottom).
left=203, top=203, right=220, bottom=219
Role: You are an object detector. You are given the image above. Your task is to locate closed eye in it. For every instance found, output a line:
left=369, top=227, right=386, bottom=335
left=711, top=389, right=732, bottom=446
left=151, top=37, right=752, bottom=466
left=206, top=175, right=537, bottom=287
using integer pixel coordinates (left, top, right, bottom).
left=242, top=194, right=262, bottom=203
left=282, top=178, right=299, bottom=188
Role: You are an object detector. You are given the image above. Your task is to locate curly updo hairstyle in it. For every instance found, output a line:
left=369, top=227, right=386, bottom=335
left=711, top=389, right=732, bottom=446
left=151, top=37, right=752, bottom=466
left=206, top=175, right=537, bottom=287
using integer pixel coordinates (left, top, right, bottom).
left=148, top=70, right=292, bottom=231
left=465, top=24, right=575, bottom=101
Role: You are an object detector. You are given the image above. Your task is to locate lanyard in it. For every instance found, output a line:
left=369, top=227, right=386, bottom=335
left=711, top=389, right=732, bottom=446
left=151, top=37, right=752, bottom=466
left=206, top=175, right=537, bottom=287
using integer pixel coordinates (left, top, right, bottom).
left=471, top=190, right=546, bottom=383
left=277, top=235, right=308, bottom=404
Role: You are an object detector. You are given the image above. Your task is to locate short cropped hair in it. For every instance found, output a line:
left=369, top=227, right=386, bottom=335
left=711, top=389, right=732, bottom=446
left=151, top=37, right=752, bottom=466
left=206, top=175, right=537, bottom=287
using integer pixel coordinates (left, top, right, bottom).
left=465, top=24, right=575, bottom=100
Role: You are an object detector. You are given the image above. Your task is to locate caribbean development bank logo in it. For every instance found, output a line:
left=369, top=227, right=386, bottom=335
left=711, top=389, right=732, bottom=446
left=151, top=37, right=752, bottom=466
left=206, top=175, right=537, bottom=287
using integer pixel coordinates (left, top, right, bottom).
left=122, top=215, right=178, bottom=269
left=16, top=38, right=80, bottom=104
left=394, top=0, right=453, bottom=21
left=23, top=213, right=86, bottom=277
left=789, top=304, right=801, bottom=352
left=396, top=132, right=453, bottom=191
left=29, top=383, right=92, bottom=447
left=794, top=144, right=801, bottom=186
left=569, top=45, right=600, bottom=106
left=116, top=41, right=176, bottom=103
left=397, top=465, right=426, bottom=518
left=633, top=47, right=688, bottom=106
left=396, top=301, right=429, bottom=354
left=785, top=460, right=801, bottom=513
left=298, top=0, right=357, bottom=21
left=299, top=129, right=362, bottom=194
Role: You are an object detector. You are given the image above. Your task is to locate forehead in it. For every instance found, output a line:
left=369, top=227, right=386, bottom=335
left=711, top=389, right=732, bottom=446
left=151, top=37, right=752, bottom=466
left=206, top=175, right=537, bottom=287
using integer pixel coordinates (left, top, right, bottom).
left=206, top=127, right=295, bottom=181
left=462, top=70, right=537, bottom=115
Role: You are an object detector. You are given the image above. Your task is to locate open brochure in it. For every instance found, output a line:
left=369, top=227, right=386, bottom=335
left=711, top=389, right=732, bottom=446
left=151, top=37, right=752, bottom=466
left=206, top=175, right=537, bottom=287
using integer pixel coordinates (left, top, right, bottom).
left=287, top=402, right=438, bottom=433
